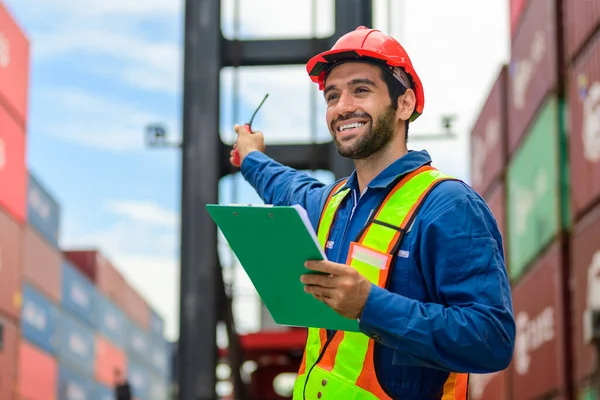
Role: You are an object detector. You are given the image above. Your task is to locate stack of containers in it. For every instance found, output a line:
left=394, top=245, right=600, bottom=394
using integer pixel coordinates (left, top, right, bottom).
left=57, top=258, right=99, bottom=399
left=0, top=4, right=29, bottom=399
left=0, top=4, right=173, bottom=399
left=501, top=0, right=569, bottom=398
left=505, top=0, right=570, bottom=399
left=63, top=250, right=129, bottom=396
left=147, top=309, right=170, bottom=400
left=64, top=250, right=171, bottom=400
left=467, top=64, right=510, bottom=400
left=564, top=0, right=600, bottom=398
left=19, top=176, right=172, bottom=400
left=469, top=0, right=597, bottom=398
left=19, top=171, right=63, bottom=399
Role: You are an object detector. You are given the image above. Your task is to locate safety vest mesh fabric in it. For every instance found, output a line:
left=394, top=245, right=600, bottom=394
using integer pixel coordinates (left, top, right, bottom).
left=293, top=165, right=470, bottom=400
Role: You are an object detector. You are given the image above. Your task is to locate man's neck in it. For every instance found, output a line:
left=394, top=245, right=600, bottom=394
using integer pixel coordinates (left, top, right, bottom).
left=354, top=141, right=408, bottom=193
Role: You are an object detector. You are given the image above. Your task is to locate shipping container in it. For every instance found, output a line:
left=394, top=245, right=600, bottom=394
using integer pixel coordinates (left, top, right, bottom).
left=26, top=171, right=61, bottom=248
left=510, top=240, right=567, bottom=400
left=94, top=383, right=114, bottom=400
left=506, top=96, right=565, bottom=281
left=564, top=0, right=600, bottom=65
left=61, top=259, right=96, bottom=328
left=0, top=318, right=18, bottom=400
left=571, top=203, right=600, bottom=385
left=470, top=66, right=508, bottom=196
left=56, top=309, right=96, bottom=375
left=127, top=319, right=150, bottom=364
left=0, top=106, right=26, bottom=223
left=579, top=385, right=598, bottom=400
left=64, top=249, right=125, bottom=303
left=507, top=0, right=558, bottom=156
left=94, top=292, right=126, bottom=348
left=509, top=0, right=527, bottom=37
left=483, top=180, right=506, bottom=254
left=95, top=334, right=127, bottom=388
left=0, top=2, right=30, bottom=125
left=150, top=308, right=165, bottom=338
left=468, top=369, right=509, bottom=400
left=149, top=336, right=170, bottom=377
left=148, top=372, right=169, bottom=400
left=568, top=32, right=600, bottom=220
left=58, top=364, right=95, bottom=400
left=17, top=339, right=58, bottom=400
left=128, top=358, right=151, bottom=400
left=119, top=280, right=150, bottom=330
left=21, top=283, right=58, bottom=354
left=23, top=225, right=62, bottom=302
left=0, top=208, right=22, bottom=321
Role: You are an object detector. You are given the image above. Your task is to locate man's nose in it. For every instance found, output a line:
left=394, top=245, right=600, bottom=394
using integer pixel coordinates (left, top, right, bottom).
left=335, top=91, right=357, bottom=115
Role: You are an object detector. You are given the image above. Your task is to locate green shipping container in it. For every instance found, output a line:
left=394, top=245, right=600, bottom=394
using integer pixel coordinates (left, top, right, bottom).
left=580, top=386, right=599, bottom=400
left=506, top=96, right=569, bottom=280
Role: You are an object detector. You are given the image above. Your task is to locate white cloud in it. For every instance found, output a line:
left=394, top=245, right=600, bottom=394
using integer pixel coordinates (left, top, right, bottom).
left=39, top=87, right=177, bottom=151
left=6, top=0, right=183, bottom=94
left=34, top=30, right=182, bottom=94
left=14, top=0, right=182, bottom=18
left=108, top=200, right=179, bottom=228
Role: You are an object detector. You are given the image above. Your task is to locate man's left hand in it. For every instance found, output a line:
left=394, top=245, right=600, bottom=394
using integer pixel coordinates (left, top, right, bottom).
left=301, top=260, right=372, bottom=319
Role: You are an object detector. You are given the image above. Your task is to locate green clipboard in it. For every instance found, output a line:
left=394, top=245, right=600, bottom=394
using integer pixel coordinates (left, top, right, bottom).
left=206, top=203, right=360, bottom=332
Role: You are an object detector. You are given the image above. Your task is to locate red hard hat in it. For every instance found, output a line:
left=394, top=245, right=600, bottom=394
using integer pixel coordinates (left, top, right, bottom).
left=306, top=26, right=424, bottom=122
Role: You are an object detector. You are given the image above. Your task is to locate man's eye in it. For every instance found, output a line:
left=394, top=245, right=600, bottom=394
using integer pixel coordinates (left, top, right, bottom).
left=355, top=87, right=369, bottom=93
left=326, top=93, right=339, bottom=101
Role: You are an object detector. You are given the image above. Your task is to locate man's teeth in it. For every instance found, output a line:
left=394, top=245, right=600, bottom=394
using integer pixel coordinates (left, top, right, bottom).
left=338, top=122, right=366, bottom=131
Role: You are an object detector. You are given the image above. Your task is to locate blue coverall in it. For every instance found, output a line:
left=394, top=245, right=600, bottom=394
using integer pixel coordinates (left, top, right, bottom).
left=240, top=148, right=516, bottom=399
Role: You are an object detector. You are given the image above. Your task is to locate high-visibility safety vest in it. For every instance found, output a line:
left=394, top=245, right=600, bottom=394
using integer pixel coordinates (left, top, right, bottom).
left=292, top=165, right=470, bottom=400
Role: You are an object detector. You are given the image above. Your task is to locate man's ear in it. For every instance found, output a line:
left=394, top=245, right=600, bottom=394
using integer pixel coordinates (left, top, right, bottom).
left=397, top=89, right=416, bottom=122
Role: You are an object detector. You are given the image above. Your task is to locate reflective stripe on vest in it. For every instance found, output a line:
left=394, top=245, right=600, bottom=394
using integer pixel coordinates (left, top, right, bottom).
left=293, top=165, right=469, bottom=400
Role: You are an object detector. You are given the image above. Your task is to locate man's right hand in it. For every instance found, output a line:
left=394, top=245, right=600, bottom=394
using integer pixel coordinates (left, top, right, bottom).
left=230, top=124, right=266, bottom=167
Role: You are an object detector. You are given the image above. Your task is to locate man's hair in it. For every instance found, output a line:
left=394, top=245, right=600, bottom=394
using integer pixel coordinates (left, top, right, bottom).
left=379, top=68, right=410, bottom=144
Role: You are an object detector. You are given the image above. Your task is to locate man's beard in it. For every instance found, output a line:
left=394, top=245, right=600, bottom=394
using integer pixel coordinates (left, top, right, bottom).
left=332, top=106, right=396, bottom=160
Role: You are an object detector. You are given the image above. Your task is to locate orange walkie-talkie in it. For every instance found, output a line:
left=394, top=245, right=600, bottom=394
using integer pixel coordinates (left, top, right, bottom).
left=232, top=93, right=269, bottom=167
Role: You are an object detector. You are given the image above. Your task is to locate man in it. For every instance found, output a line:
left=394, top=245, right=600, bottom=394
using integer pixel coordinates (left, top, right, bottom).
left=230, top=26, right=515, bottom=400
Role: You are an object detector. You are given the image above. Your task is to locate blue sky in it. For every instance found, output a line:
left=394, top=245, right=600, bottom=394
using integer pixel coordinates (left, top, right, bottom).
left=4, top=0, right=510, bottom=342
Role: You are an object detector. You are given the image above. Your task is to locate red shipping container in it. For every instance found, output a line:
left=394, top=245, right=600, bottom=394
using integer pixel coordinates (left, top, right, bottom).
left=470, top=66, right=508, bottom=196
left=0, top=106, right=26, bottom=223
left=468, top=369, right=509, bottom=400
left=568, top=32, right=600, bottom=219
left=0, top=208, right=22, bottom=321
left=0, top=319, right=18, bottom=400
left=0, top=3, right=30, bottom=125
left=507, top=0, right=558, bottom=156
left=564, top=0, right=600, bottom=65
left=95, top=334, right=127, bottom=387
left=22, top=226, right=61, bottom=303
left=511, top=240, right=567, bottom=399
left=120, top=281, right=150, bottom=329
left=571, top=203, right=600, bottom=384
left=509, top=0, right=527, bottom=37
left=17, top=340, right=58, bottom=400
left=64, top=249, right=125, bottom=304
